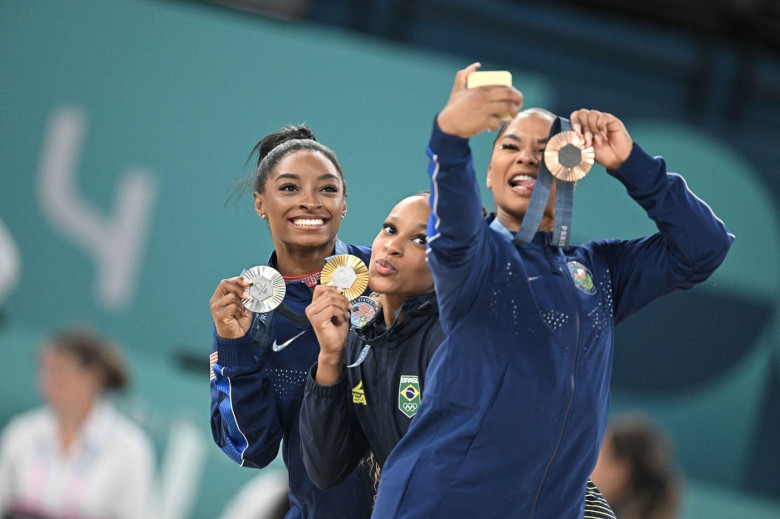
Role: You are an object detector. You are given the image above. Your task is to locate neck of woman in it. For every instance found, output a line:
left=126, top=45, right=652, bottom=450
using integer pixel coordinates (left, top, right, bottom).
left=273, top=239, right=337, bottom=277
left=496, top=209, right=555, bottom=233
left=55, top=400, right=95, bottom=453
left=381, top=294, right=407, bottom=327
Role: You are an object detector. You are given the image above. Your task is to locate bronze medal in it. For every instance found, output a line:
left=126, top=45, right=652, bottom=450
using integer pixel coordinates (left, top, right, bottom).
left=544, top=130, right=595, bottom=182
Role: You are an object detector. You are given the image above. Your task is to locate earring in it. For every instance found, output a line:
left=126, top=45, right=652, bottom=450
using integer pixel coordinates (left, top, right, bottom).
left=260, top=213, right=268, bottom=220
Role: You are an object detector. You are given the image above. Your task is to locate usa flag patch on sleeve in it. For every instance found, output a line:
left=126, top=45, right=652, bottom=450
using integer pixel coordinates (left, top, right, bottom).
left=209, top=351, right=218, bottom=381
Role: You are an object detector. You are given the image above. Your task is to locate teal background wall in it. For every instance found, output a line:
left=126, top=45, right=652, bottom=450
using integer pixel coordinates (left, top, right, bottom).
left=1, top=0, right=778, bottom=517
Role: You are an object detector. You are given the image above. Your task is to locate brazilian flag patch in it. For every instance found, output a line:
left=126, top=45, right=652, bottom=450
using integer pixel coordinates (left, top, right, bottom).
left=398, top=375, right=421, bottom=418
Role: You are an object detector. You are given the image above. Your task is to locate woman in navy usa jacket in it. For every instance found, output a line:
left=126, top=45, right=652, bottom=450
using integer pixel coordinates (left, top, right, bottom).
left=208, top=126, right=373, bottom=519
left=299, top=194, right=615, bottom=519
left=371, top=64, right=734, bottom=518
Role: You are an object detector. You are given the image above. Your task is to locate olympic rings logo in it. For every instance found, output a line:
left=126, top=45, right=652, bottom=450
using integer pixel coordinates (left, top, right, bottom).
left=402, top=402, right=418, bottom=412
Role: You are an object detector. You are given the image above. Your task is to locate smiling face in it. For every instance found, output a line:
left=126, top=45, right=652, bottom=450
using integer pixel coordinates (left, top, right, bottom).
left=254, top=150, right=347, bottom=253
left=487, top=110, right=556, bottom=232
left=369, top=195, right=434, bottom=304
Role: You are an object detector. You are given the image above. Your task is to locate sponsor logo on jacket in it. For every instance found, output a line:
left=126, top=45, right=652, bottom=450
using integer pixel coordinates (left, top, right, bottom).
left=352, top=380, right=367, bottom=405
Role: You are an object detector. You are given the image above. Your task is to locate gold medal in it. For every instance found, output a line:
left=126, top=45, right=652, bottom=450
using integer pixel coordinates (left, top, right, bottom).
left=241, top=265, right=286, bottom=313
left=321, top=254, right=369, bottom=301
left=544, top=130, right=595, bottom=182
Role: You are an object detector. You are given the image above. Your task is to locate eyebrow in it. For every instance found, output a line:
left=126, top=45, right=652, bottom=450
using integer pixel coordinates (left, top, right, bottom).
left=274, top=173, right=340, bottom=182
left=502, top=133, right=548, bottom=145
left=388, top=215, right=427, bottom=230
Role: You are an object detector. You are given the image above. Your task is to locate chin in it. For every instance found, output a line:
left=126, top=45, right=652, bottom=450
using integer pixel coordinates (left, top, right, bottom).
left=288, top=232, right=337, bottom=248
left=368, top=280, right=388, bottom=294
left=494, top=198, right=527, bottom=215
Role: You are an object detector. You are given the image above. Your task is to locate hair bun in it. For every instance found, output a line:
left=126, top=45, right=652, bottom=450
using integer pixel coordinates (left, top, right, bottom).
left=284, top=125, right=315, bottom=142
left=253, top=124, right=317, bottom=166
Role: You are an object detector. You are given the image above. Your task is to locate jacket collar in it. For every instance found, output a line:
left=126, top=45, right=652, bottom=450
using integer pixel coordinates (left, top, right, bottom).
left=354, top=293, right=438, bottom=348
left=487, top=213, right=552, bottom=247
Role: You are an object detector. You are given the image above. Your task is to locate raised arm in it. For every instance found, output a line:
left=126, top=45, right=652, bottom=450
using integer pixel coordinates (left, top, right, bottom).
left=426, top=64, right=523, bottom=301
left=571, top=108, right=734, bottom=321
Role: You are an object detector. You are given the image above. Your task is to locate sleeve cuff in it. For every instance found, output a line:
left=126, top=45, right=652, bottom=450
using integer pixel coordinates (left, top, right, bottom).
left=607, top=143, right=665, bottom=194
left=305, top=363, right=349, bottom=397
left=216, top=334, right=256, bottom=367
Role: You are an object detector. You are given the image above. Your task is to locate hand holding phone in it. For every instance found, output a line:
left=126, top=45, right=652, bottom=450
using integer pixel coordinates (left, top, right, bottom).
left=466, top=70, right=513, bottom=121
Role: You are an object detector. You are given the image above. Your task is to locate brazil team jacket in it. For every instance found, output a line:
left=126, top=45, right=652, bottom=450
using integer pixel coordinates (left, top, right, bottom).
left=299, top=293, right=444, bottom=490
left=371, top=121, right=734, bottom=519
left=210, top=240, right=374, bottom=519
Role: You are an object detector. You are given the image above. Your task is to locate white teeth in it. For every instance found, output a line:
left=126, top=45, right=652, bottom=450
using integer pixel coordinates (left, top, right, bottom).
left=293, top=218, right=324, bottom=226
left=511, top=175, right=534, bottom=182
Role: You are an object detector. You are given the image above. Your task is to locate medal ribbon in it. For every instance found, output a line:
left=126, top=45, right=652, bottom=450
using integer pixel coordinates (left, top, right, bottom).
left=513, top=117, right=576, bottom=249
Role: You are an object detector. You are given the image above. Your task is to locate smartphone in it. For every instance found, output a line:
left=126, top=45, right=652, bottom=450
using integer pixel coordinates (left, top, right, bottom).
left=466, top=70, right=513, bottom=121
left=466, top=70, right=512, bottom=89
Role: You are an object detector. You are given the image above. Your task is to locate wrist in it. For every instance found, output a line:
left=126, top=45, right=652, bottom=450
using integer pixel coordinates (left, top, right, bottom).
left=315, top=353, right=344, bottom=386
left=435, top=112, right=455, bottom=136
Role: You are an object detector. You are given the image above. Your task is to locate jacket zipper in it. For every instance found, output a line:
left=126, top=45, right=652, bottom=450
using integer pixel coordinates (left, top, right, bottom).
left=529, top=263, right=582, bottom=518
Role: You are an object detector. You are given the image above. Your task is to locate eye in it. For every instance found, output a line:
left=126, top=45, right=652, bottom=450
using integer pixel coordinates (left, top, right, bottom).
left=411, top=234, right=427, bottom=246
left=320, top=184, right=340, bottom=193
left=278, top=183, right=298, bottom=192
left=500, top=143, right=519, bottom=151
left=382, top=223, right=397, bottom=235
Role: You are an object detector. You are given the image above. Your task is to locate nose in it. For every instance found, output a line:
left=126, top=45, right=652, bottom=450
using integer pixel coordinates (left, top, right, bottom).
left=384, top=235, right=404, bottom=256
left=299, top=190, right=323, bottom=210
left=516, top=147, right=539, bottom=166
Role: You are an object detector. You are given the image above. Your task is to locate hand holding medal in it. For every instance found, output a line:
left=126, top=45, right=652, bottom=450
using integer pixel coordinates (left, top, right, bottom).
left=569, top=108, right=633, bottom=172
left=321, top=254, right=369, bottom=301
left=239, top=265, right=310, bottom=352
left=321, top=254, right=379, bottom=334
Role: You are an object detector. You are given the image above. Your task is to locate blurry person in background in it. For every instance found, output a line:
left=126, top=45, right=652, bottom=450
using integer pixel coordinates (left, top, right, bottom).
left=0, top=327, right=155, bottom=519
left=591, top=413, right=684, bottom=519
